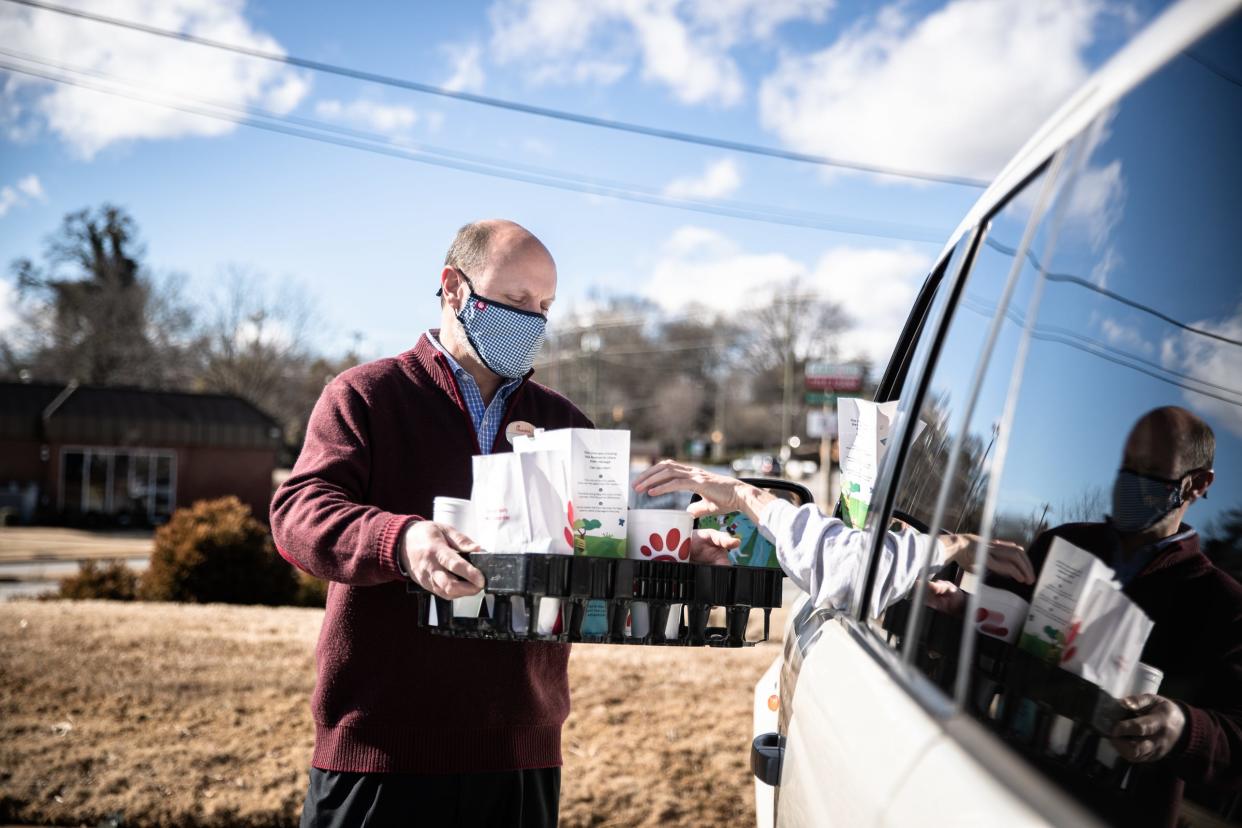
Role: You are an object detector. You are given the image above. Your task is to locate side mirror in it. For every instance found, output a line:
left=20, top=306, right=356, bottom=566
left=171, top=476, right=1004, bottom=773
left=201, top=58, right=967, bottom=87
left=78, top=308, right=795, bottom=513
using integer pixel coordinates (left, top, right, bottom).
left=739, top=477, right=815, bottom=508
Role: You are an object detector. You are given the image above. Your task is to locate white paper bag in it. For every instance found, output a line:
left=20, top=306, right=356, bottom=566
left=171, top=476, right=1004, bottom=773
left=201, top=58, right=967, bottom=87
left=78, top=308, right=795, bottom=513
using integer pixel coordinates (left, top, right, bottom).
left=1060, top=579, right=1153, bottom=697
left=1019, top=537, right=1118, bottom=665
left=837, top=398, right=925, bottom=528
left=514, top=428, right=630, bottom=557
left=519, top=450, right=573, bottom=555
left=471, top=453, right=534, bottom=553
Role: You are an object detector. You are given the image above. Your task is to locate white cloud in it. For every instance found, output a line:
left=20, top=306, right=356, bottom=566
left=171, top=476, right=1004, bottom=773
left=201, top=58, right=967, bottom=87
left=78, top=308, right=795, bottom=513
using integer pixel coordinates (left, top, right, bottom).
left=487, top=0, right=833, bottom=106
left=0, top=186, right=18, bottom=218
left=645, top=225, right=807, bottom=308
left=0, top=173, right=45, bottom=217
left=443, top=42, right=486, bottom=92
left=314, top=98, right=419, bottom=138
left=1099, top=316, right=1152, bottom=357
left=16, top=174, right=45, bottom=201
left=643, top=225, right=930, bottom=367
left=1161, top=307, right=1242, bottom=438
left=811, top=245, right=934, bottom=366
left=759, top=0, right=1106, bottom=181
left=663, top=158, right=741, bottom=199
left=528, top=59, right=630, bottom=86
left=0, top=278, right=17, bottom=333
left=0, top=0, right=310, bottom=158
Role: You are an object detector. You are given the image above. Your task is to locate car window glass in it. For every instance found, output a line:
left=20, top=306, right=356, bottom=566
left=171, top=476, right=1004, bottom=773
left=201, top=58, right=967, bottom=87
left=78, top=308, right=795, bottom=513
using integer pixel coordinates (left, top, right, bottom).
left=829, top=234, right=968, bottom=617
left=859, top=161, right=1061, bottom=657
left=948, top=14, right=1242, bottom=826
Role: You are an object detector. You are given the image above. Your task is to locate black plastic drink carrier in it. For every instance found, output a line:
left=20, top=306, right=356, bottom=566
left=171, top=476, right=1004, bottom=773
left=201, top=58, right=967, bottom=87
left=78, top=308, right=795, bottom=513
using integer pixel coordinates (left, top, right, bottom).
left=409, top=553, right=783, bottom=647
left=881, top=596, right=1162, bottom=803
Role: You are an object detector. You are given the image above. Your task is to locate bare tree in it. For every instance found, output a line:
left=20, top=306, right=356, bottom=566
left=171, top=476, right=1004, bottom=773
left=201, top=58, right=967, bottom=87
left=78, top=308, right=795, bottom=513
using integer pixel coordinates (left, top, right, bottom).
left=6, top=204, right=177, bottom=386
left=1058, top=485, right=1109, bottom=525
left=196, top=265, right=331, bottom=458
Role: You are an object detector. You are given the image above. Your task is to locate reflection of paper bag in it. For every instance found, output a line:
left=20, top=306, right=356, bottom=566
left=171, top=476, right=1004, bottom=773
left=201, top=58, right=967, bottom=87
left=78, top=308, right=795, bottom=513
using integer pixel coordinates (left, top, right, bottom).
left=1060, top=580, right=1153, bottom=697
left=1019, top=537, right=1118, bottom=664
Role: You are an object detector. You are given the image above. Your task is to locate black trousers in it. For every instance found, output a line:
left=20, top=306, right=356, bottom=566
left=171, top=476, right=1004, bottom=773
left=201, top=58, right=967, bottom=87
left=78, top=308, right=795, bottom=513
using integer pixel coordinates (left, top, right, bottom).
left=299, top=767, right=560, bottom=828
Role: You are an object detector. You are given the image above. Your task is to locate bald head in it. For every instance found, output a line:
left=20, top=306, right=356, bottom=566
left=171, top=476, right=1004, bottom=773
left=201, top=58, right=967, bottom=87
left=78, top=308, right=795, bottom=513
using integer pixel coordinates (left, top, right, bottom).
left=439, top=219, right=556, bottom=315
left=444, top=219, right=552, bottom=279
left=1123, top=406, right=1215, bottom=479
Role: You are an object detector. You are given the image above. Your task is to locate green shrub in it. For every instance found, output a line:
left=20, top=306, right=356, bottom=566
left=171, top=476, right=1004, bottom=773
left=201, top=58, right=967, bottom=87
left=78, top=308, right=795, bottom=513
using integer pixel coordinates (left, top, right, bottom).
left=59, top=559, right=138, bottom=601
left=138, top=496, right=297, bottom=605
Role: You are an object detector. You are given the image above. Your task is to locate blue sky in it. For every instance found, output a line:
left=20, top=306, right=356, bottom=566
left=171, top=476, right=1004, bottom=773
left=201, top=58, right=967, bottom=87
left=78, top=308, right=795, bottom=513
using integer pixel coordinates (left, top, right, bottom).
left=0, top=0, right=1165, bottom=364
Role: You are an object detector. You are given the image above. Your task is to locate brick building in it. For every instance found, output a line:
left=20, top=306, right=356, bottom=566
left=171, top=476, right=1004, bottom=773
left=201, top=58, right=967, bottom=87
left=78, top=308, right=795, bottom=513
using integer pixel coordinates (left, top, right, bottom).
left=0, top=381, right=281, bottom=525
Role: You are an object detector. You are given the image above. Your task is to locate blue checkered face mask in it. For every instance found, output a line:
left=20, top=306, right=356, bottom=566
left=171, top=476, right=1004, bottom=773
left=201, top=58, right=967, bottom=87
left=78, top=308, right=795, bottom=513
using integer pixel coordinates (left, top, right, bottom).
left=454, top=272, right=547, bottom=379
left=1110, top=468, right=1186, bottom=532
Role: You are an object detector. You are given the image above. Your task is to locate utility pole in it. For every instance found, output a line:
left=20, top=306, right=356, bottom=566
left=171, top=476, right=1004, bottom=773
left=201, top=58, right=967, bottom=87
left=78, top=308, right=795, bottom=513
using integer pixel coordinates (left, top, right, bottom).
left=711, top=330, right=728, bottom=463
left=779, top=292, right=795, bottom=452
left=580, top=332, right=602, bottom=425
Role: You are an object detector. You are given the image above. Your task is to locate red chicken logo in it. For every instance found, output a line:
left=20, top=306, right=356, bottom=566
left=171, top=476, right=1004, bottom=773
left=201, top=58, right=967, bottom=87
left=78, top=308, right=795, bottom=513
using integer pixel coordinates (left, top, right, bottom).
left=638, top=527, right=691, bottom=563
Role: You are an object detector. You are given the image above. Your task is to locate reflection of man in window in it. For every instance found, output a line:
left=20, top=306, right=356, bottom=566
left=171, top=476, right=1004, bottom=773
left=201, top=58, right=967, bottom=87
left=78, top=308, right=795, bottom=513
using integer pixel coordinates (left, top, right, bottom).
left=998, top=406, right=1239, bottom=827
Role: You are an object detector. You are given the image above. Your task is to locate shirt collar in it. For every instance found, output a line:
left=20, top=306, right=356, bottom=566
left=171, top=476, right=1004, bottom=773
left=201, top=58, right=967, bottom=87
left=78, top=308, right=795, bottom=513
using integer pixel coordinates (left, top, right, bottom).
left=426, top=330, right=466, bottom=376
left=425, top=330, right=522, bottom=393
left=1153, top=524, right=1197, bottom=551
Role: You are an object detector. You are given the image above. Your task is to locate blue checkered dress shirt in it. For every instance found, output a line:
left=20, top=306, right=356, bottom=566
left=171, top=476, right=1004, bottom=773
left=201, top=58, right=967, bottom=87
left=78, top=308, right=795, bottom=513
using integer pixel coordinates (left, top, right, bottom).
left=428, top=332, right=522, bottom=454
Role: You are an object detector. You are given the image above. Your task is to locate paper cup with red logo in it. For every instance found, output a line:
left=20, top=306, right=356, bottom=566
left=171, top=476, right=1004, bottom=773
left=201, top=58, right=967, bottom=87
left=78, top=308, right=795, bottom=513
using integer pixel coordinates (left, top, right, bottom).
left=626, top=509, right=693, bottom=639
left=972, top=584, right=1029, bottom=644
left=432, top=496, right=485, bottom=621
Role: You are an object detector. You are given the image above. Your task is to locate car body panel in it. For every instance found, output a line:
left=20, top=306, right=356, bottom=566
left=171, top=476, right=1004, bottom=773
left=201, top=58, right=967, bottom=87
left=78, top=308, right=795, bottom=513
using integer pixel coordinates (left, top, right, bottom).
left=752, top=654, right=781, bottom=828
left=776, top=619, right=943, bottom=827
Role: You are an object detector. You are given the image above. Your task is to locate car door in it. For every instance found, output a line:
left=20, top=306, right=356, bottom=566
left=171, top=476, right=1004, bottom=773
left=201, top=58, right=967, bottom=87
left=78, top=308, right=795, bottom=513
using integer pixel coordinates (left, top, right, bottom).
left=773, top=139, right=1088, bottom=825
left=887, top=10, right=1242, bottom=825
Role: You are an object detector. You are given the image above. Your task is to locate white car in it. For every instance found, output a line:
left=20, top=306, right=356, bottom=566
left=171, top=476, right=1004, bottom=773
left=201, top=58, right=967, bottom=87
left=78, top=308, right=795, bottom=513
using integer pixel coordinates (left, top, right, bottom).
left=754, top=2, right=1242, bottom=826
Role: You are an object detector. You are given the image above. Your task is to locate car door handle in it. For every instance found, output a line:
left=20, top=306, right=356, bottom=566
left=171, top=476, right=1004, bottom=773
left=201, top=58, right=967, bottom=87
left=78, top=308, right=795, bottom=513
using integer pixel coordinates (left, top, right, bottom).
left=751, top=732, right=785, bottom=786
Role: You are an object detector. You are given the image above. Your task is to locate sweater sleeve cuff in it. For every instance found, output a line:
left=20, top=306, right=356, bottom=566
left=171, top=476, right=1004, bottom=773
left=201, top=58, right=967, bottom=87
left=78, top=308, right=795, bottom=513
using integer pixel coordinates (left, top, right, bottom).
left=1174, top=702, right=1211, bottom=764
left=378, top=513, right=423, bottom=580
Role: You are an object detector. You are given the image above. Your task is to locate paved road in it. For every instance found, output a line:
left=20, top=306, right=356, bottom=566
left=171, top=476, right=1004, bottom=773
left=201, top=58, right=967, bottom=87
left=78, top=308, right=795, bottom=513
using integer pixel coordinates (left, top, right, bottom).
left=0, top=527, right=154, bottom=600
left=0, top=526, right=152, bottom=562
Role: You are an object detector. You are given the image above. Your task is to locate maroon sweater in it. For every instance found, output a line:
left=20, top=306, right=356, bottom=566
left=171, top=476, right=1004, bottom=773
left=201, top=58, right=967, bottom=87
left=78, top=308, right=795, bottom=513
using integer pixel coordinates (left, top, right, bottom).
left=998, top=523, right=1242, bottom=825
left=271, top=333, right=591, bottom=774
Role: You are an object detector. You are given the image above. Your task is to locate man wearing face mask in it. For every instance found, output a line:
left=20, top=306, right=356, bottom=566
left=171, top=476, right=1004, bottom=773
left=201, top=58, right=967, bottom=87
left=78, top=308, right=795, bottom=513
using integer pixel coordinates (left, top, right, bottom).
left=270, top=220, right=747, bottom=827
left=986, top=406, right=1242, bottom=827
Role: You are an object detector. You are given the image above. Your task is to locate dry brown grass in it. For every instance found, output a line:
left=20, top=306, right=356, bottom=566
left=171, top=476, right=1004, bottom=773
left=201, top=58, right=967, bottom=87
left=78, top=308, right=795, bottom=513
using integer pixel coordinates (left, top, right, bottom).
left=0, top=600, right=782, bottom=827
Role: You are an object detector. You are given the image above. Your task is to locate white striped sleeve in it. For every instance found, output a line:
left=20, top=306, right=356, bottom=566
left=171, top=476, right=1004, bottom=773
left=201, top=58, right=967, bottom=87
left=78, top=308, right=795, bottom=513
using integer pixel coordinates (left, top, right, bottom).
left=759, top=499, right=944, bottom=616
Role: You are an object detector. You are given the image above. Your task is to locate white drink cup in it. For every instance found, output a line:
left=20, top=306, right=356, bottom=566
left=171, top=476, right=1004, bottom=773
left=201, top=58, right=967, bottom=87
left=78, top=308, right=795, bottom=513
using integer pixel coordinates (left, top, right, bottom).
left=1099, top=663, right=1164, bottom=768
left=432, top=496, right=485, bottom=620
left=973, top=584, right=1030, bottom=644
left=626, top=509, right=693, bottom=639
left=1128, top=662, right=1163, bottom=696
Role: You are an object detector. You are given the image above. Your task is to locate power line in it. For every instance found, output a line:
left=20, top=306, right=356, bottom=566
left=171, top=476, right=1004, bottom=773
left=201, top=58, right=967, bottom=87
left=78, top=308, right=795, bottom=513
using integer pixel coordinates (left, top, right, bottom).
left=2, top=44, right=946, bottom=238
left=0, top=0, right=991, bottom=188
left=959, top=296, right=1242, bottom=408
left=0, top=55, right=951, bottom=243
left=983, top=236, right=1242, bottom=347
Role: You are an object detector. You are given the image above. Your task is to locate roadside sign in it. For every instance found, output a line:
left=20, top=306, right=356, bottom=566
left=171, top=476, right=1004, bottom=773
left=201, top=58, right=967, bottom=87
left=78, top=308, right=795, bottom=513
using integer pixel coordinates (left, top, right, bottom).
left=804, top=362, right=864, bottom=392
left=804, top=391, right=837, bottom=405
left=807, top=409, right=838, bottom=439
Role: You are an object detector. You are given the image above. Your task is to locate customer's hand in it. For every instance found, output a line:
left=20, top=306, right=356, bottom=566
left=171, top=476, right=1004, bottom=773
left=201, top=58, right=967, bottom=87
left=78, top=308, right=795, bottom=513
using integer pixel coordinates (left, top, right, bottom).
left=633, top=460, right=774, bottom=522
left=401, top=521, right=485, bottom=599
left=924, top=579, right=968, bottom=615
left=688, top=528, right=741, bottom=565
left=939, top=533, right=1034, bottom=584
left=1110, top=695, right=1187, bottom=763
